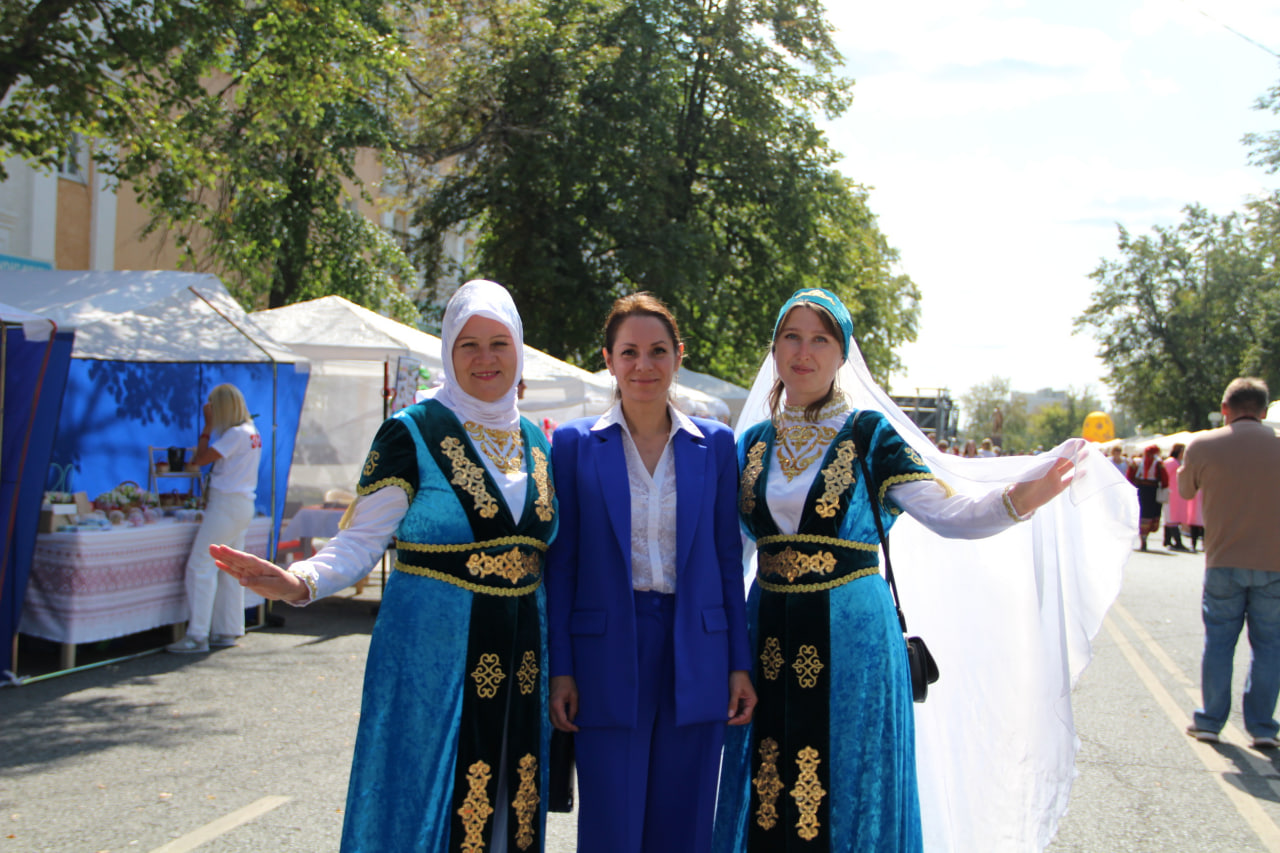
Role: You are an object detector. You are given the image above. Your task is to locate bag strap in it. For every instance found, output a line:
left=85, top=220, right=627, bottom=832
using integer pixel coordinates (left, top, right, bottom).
left=852, top=412, right=909, bottom=634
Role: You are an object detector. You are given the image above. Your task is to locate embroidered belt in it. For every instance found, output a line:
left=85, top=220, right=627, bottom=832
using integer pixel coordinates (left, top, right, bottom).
left=755, top=534, right=880, bottom=593
left=394, top=536, right=547, bottom=596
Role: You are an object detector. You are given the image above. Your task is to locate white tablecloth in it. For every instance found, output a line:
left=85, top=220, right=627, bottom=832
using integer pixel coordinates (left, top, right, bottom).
left=20, top=516, right=271, bottom=645
left=281, top=506, right=345, bottom=541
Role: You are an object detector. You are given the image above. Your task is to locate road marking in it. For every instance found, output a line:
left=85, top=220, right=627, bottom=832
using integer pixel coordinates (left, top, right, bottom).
left=1104, top=613, right=1280, bottom=852
left=147, top=795, right=291, bottom=853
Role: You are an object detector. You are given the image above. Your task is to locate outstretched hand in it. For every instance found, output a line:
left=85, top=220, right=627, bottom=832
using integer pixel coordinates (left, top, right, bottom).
left=1006, top=438, right=1086, bottom=517
left=210, top=543, right=309, bottom=602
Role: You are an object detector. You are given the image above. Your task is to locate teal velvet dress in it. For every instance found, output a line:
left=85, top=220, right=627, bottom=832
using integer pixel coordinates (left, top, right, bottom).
left=713, top=408, right=930, bottom=853
left=339, top=400, right=557, bottom=853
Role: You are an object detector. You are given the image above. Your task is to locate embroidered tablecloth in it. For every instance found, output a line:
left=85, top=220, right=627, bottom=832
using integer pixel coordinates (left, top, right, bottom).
left=20, top=517, right=271, bottom=644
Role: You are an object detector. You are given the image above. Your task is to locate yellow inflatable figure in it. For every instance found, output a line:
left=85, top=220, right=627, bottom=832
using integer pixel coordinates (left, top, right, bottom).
left=1081, top=411, right=1115, bottom=443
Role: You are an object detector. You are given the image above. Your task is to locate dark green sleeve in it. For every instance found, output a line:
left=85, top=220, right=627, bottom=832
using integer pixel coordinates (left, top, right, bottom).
left=357, top=414, right=420, bottom=501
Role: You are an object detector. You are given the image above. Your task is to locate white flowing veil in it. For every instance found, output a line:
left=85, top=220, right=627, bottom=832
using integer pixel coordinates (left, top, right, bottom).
left=736, top=347, right=1136, bottom=852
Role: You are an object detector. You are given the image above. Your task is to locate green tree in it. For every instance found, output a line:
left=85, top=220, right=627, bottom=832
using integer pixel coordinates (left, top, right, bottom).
left=1074, top=201, right=1278, bottom=432
left=1026, top=388, right=1101, bottom=448
left=959, top=376, right=1028, bottom=448
left=3, top=0, right=418, bottom=317
left=0, top=0, right=218, bottom=178
left=114, top=0, right=418, bottom=315
left=411, top=0, right=919, bottom=384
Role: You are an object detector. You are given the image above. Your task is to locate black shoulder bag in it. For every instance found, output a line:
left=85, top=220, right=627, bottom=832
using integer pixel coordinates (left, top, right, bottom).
left=854, top=419, right=941, bottom=702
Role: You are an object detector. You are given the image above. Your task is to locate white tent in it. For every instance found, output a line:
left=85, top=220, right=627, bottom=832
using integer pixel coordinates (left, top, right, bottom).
left=678, top=367, right=750, bottom=424
left=252, top=296, right=614, bottom=507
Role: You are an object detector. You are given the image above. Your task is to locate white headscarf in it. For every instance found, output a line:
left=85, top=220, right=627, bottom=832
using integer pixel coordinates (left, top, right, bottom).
left=430, top=279, right=525, bottom=431
left=738, top=324, right=1136, bottom=853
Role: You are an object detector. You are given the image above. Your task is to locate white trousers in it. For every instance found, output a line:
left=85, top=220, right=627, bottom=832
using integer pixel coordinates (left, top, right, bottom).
left=184, top=489, right=254, bottom=639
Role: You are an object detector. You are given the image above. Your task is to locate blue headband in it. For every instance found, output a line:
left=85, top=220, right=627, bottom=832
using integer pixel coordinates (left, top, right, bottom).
left=773, top=288, right=853, bottom=359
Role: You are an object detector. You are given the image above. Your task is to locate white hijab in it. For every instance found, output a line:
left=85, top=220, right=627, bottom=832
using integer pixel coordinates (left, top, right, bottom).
left=430, top=279, right=525, bottom=431
left=738, top=339, right=1136, bottom=853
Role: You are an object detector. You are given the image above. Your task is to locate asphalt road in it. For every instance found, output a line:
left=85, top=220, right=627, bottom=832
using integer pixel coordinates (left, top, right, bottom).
left=2, top=544, right=1276, bottom=852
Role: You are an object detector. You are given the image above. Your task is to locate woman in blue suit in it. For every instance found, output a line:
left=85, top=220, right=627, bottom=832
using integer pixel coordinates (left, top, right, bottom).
left=546, top=293, right=756, bottom=853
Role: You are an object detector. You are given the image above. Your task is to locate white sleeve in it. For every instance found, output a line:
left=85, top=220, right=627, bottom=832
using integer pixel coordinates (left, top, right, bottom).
left=285, top=487, right=408, bottom=604
left=889, top=479, right=1024, bottom=539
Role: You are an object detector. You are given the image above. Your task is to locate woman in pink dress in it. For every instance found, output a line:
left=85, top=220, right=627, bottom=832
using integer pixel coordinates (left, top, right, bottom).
left=1161, top=444, right=1190, bottom=551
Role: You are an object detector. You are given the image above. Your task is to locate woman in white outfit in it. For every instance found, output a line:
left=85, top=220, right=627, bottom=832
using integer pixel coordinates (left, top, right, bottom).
left=168, top=383, right=262, bottom=653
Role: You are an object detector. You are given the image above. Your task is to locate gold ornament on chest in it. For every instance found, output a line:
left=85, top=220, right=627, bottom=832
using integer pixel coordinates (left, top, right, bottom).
left=775, top=424, right=838, bottom=481
left=464, top=421, right=523, bottom=474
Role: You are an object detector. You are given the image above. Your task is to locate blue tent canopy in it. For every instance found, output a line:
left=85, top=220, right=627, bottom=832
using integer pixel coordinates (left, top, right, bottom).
left=0, top=271, right=309, bottom=549
left=1, top=308, right=73, bottom=680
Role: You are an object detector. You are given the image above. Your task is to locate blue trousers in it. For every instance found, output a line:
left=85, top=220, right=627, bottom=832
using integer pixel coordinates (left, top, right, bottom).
left=1195, top=568, right=1280, bottom=739
left=574, top=591, right=726, bottom=853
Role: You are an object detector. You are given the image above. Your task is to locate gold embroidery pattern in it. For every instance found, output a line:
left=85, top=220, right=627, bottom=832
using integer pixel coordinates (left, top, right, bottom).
left=758, top=547, right=837, bottom=583
left=756, top=533, right=877, bottom=552
left=465, top=421, right=524, bottom=474
left=776, top=424, right=839, bottom=481
left=760, top=636, right=784, bottom=681
left=442, top=436, right=500, bottom=518
left=791, top=746, right=826, bottom=841
left=470, top=652, right=506, bottom=698
left=877, top=472, right=935, bottom=506
left=393, top=560, right=542, bottom=597
left=357, top=476, right=415, bottom=503
left=532, top=447, right=554, bottom=521
left=458, top=760, right=495, bottom=852
left=753, top=737, right=784, bottom=831
left=792, top=644, right=825, bottom=688
left=467, top=548, right=541, bottom=584
left=740, top=441, right=767, bottom=515
left=397, top=536, right=548, bottom=554
left=757, top=566, right=879, bottom=594
left=905, top=447, right=925, bottom=467
left=362, top=449, right=380, bottom=478
left=815, top=440, right=857, bottom=518
left=512, top=753, right=539, bottom=850
left=517, top=650, right=539, bottom=695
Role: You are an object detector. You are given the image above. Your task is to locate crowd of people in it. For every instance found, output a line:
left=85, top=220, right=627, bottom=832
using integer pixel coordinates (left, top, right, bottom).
left=203, top=281, right=1142, bottom=852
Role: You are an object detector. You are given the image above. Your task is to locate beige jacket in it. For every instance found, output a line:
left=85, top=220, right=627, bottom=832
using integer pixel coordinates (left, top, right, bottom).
left=1178, top=419, right=1280, bottom=572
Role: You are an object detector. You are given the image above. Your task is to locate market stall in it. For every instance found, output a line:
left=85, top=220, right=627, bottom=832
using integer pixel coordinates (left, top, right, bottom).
left=0, top=305, right=73, bottom=680
left=21, top=516, right=272, bottom=668
left=0, top=271, right=309, bottom=535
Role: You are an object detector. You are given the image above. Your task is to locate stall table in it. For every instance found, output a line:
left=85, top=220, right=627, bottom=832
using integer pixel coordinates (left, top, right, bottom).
left=20, top=516, right=272, bottom=669
left=280, top=505, right=378, bottom=593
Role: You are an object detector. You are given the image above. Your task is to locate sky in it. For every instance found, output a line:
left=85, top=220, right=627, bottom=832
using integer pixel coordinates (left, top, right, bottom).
left=818, top=0, right=1280, bottom=409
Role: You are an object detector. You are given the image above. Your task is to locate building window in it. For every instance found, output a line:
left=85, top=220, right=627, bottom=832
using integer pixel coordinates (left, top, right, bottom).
left=58, top=133, right=89, bottom=183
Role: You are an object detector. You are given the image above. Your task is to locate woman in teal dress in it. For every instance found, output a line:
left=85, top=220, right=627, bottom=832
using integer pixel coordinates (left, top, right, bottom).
left=713, top=288, right=1133, bottom=853
left=213, top=280, right=557, bottom=853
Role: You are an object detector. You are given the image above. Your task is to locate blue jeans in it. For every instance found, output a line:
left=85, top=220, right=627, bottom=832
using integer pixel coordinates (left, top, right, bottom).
left=1195, top=568, right=1280, bottom=739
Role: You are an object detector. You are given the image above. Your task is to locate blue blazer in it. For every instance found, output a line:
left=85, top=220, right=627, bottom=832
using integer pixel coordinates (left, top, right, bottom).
left=546, top=414, right=753, bottom=728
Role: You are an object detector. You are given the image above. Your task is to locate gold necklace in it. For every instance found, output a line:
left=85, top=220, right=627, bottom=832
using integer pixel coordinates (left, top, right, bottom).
left=775, top=399, right=850, bottom=481
left=463, top=422, right=523, bottom=475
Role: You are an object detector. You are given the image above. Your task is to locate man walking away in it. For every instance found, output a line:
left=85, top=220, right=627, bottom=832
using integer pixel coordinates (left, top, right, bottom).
left=1180, top=377, right=1280, bottom=749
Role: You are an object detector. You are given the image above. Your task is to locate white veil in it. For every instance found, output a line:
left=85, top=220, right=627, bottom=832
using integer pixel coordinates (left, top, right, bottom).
left=737, top=347, right=1136, bottom=853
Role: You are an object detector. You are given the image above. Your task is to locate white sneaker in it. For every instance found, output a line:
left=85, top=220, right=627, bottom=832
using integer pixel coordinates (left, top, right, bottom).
left=1252, top=736, right=1280, bottom=750
left=209, top=634, right=240, bottom=648
left=166, top=635, right=209, bottom=654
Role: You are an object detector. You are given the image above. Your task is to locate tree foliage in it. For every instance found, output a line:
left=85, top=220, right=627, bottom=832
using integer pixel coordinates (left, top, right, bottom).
left=1074, top=198, right=1280, bottom=433
left=959, top=376, right=1026, bottom=448
left=411, top=0, right=919, bottom=384
left=1025, top=387, right=1102, bottom=449
left=113, top=0, right=417, bottom=315
left=3, top=0, right=418, bottom=317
